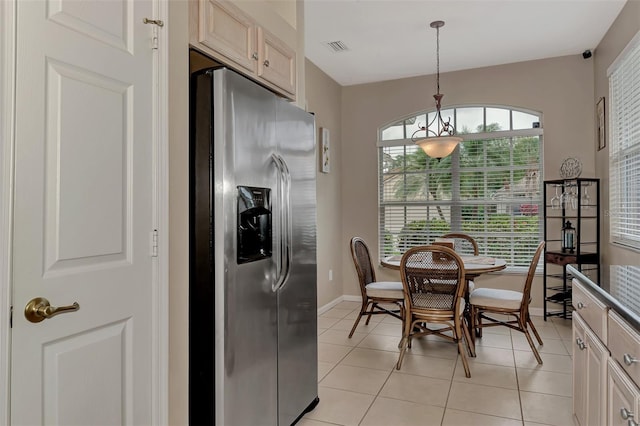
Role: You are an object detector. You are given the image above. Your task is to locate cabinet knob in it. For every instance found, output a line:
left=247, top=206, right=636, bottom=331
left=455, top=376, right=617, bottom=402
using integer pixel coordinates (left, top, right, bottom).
left=251, top=52, right=259, bottom=60
left=621, top=407, right=635, bottom=420
left=624, top=354, right=639, bottom=366
left=575, top=337, right=586, bottom=350
left=576, top=302, right=585, bottom=309
left=263, top=60, right=270, bottom=67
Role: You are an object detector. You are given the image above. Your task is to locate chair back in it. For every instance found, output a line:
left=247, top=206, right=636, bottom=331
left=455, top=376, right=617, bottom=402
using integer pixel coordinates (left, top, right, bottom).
left=521, top=241, right=546, bottom=312
left=440, top=233, right=479, bottom=256
left=350, top=237, right=377, bottom=297
left=400, top=245, right=466, bottom=312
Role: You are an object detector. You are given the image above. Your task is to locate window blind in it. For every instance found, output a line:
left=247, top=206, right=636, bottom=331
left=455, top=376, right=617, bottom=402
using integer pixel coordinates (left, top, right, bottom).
left=378, top=121, right=542, bottom=269
left=609, top=30, right=640, bottom=250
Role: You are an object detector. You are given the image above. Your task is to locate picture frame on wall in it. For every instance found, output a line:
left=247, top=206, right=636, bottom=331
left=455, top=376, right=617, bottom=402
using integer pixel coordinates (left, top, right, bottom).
left=321, top=128, right=330, bottom=173
left=597, top=97, right=606, bottom=151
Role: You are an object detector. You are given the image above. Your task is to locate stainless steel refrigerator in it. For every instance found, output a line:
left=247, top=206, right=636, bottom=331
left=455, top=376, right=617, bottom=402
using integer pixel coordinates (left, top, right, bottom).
left=189, top=66, right=319, bottom=426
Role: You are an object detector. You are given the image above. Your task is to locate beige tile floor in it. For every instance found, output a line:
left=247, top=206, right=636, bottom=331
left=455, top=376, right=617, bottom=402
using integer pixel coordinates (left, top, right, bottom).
left=300, top=301, right=574, bottom=426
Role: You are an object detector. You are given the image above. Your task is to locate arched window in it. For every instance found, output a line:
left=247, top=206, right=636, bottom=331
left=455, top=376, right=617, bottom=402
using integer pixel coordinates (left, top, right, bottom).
left=378, top=105, right=543, bottom=269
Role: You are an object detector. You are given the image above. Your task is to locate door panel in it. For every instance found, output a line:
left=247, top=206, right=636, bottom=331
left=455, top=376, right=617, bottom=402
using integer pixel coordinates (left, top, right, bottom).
left=47, top=0, right=131, bottom=52
left=43, top=320, right=131, bottom=425
left=11, top=0, right=155, bottom=424
left=45, top=59, right=129, bottom=270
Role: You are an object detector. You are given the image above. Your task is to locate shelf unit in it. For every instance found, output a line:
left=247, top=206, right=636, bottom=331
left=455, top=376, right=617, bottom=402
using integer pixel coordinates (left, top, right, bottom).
left=543, top=178, right=600, bottom=320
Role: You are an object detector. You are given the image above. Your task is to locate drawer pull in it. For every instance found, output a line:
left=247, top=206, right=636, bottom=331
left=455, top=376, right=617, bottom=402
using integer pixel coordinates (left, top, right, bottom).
left=575, top=337, right=586, bottom=350
left=624, top=354, right=639, bottom=366
left=576, top=302, right=585, bottom=309
left=621, top=407, right=635, bottom=420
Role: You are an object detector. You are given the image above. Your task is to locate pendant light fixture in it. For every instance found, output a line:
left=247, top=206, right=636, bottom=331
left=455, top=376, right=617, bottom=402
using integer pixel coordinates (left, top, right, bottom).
left=412, top=20, right=462, bottom=159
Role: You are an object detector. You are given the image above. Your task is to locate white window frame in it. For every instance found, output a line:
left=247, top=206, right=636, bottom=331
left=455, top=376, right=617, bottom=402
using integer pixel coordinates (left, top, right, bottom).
left=608, top=30, right=640, bottom=251
left=377, top=105, right=544, bottom=272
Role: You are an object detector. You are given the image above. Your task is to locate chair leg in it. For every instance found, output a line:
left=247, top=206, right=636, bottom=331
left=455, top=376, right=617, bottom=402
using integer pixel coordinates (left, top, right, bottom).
left=469, top=305, right=477, bottom=347
left=348, top=300, right=370, bottom=338
left=462, top=316, right=476, bottom=358
left=397, top=304, right=405, bottom=349
left=396, top=317, right=412, bottom=370
left=455, top=319, right=471, bottom=378
left=521, top=323, right=543, bottom=364
left=476, top=309, right=483, bottom=338
left=527, top=314, right=544, bottom=346
left=365, top=306, right=373, bottom=325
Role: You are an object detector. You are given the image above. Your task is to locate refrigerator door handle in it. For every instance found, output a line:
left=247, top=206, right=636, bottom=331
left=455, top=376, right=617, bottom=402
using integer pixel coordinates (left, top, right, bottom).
left=271, top=154, right=292, bottom=292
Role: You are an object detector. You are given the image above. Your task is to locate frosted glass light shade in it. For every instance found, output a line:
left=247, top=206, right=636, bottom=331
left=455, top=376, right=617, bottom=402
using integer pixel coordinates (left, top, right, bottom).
left=415, top=136, right=462, bottom=159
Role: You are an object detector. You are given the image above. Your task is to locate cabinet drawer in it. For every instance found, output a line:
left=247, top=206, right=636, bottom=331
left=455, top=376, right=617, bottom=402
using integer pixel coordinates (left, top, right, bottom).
left=573, top=279, right=608, bottom=342
left=608, top=357, right=640, bottom=426
left=609, top=310, right=640, bottom=388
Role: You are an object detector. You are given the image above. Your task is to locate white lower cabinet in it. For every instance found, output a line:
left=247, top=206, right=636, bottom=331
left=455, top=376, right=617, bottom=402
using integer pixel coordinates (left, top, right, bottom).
left=608, top=358, right=640, bottom=426
left=573, top=313, right=609, bottom=426
left=572, top=277, right=640, bottom=426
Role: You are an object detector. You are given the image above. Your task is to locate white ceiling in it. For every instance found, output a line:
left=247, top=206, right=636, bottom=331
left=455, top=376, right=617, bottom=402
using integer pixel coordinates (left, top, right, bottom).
left=304, top=0, right=627, bottom=86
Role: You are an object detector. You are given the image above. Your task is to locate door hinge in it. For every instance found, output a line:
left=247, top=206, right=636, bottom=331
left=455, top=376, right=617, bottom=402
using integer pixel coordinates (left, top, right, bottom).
left=151, top=229, right=159, bottom=257
left=9, top=305, right=12, bottom=328
left=143, top=18, right=164, bottom=50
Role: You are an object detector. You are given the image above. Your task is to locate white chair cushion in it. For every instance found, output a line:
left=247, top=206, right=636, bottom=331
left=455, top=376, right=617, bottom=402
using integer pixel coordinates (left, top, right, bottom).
left=365, top=281, right=404, bottom=299
left=470, top=287, right=523, bottom=310
left=467, top=280, right=475, bottom=292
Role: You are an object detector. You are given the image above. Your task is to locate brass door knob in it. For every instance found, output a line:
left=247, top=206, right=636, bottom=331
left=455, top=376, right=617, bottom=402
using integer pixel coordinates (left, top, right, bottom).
left=24, top=297, right=79, bottom=323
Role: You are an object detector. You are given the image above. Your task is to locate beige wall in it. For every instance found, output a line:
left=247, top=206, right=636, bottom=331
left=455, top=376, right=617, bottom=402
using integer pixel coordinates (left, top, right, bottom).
left=340, top=55, right=596, bottom=308
left=594, top=0, right=640, bottom=267
left=169, top=0, right=189, bottom=424
left=304, top=59, right=344, bottom=308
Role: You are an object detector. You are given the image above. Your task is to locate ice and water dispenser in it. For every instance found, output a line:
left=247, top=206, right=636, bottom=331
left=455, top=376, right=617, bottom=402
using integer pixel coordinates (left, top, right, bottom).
left=237, top=186, right=272, bottom=264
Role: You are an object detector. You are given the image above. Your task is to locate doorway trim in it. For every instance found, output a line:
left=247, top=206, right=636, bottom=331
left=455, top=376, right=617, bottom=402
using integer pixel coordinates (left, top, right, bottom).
left=0, top=0, right=169, bottom=423
left=0, top=0, right=15, bottom=423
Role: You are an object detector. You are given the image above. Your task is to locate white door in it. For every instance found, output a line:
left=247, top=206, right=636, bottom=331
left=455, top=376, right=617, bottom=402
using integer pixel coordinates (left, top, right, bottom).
left=11, top=0, right=157, bottom=424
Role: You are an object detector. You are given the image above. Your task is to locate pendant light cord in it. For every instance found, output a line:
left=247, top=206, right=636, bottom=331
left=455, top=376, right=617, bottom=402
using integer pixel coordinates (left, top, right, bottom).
left=436, top=25, right=440, bottom=95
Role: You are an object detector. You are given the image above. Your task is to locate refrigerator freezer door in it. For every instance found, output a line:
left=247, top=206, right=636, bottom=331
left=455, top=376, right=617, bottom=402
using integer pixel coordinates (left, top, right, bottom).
left=275, top=100, right=318, bottom=425
left=216, top=69, right=280, bottom=426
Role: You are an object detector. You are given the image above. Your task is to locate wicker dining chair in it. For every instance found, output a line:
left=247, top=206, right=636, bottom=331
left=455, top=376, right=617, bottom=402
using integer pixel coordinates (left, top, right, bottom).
left=440, top=232, right=479, bottom=293
left=440, top=233, right=479, bottom=256
left=348, top=237, right=404, bottom=338
left=470, top=241, right=546, bottom=364
left=396, top=245, right=474, bottom=377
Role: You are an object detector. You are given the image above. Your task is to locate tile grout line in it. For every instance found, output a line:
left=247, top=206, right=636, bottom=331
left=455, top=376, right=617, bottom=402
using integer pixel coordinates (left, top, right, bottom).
left=439, top=351, right=459, bottom=426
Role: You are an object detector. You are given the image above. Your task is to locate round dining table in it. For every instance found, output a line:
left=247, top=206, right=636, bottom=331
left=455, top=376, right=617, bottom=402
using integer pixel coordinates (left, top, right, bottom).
left=381, top=254, right=507, bottom=279
left=381, top=254, right=507, bottom=340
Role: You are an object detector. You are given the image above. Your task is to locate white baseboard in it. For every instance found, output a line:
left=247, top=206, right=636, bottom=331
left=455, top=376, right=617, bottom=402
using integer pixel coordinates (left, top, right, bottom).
left=318, top=295, right=362, bottom=315
left=529, top=307, right=544, bottom=318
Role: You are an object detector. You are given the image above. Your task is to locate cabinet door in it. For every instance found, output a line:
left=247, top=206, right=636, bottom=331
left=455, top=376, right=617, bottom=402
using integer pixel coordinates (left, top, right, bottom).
left=574, top=314, right=609, bottom=426
left=585, top=324, right=608, bottom=426
left=574, top=315, right=588, bottom=426
left=198, top=0, right=257, bottom=74
left=608, top=358, right=640, bottom=426
left=257, top=27, right=296, bottom=95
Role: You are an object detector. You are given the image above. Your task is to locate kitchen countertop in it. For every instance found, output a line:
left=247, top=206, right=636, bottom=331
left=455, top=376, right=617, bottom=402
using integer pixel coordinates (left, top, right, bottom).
left=569, top=264, right=640, bottom=331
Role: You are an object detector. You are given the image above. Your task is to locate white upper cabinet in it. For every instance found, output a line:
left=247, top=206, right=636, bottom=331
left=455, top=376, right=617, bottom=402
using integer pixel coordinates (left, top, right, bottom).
left=191, top=0, right=297, bottom=99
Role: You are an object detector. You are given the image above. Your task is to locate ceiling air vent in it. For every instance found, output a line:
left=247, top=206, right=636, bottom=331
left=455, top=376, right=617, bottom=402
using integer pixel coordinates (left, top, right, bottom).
left=325, top=41, right=349, bottom=53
